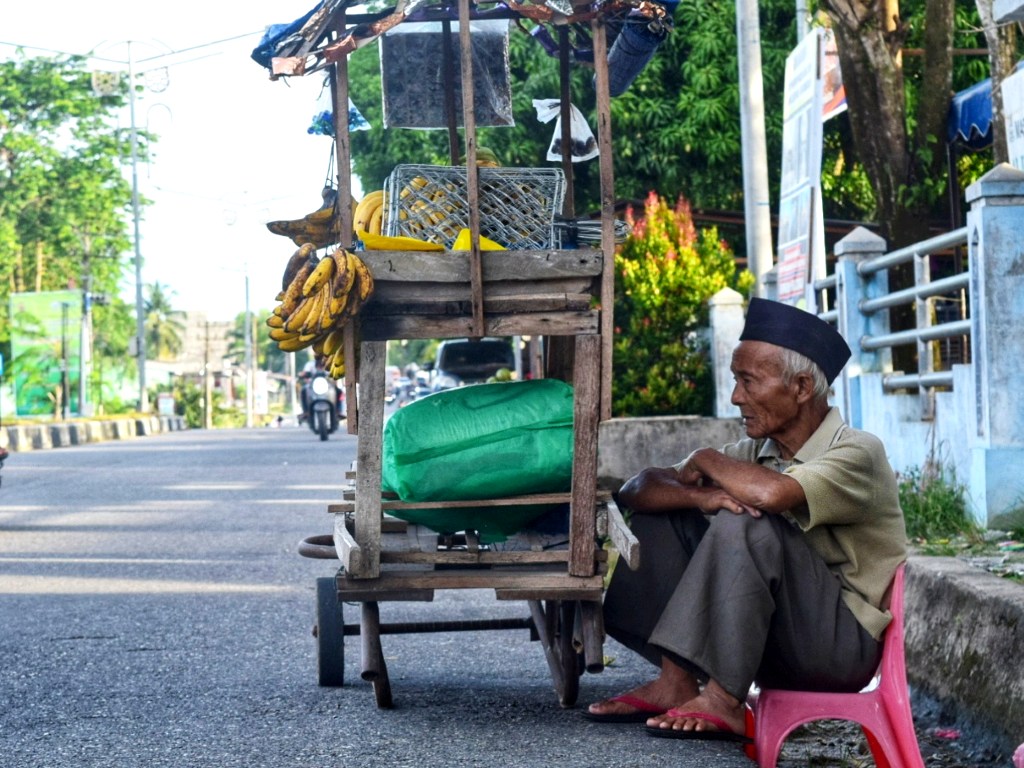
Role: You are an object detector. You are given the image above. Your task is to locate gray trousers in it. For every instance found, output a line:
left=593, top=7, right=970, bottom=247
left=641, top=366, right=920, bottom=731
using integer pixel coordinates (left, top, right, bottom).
left=603, top=510, right=881, bottom=701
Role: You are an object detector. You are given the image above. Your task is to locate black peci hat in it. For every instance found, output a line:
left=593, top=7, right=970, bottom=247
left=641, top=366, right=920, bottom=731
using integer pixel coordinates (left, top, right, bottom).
left=739, top=298, right=852, bottom=383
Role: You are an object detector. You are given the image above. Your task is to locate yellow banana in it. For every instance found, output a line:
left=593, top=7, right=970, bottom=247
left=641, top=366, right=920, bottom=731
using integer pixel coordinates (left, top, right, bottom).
left=281, top=243, right=317, bottom=292
left=277, top=334, right=315, bottom=353
left=277, top=258, right=317, bottom=318
left=302, top=253, right=336, bottom=297
left=331, top=249, right=355, bottom=298
left=266, top=314, right=285, bottom=329
left=269, top=327, right=299, bottom=342
left=353, top=190, right=384, bottom=233
left=322, top=328, right=344, bottom=357
left=297, top=287, right=328, bottom=335
left=312, top=282, right=335, bottom=335
left=368, top=205, right=384, bottom=236
left=356, top=230, right=443, bottom=251
left=284, top=294, right=318, bottom=333
left=352, top=253, right=375, bottom=302
left=329, top=345, right=346, bottom=378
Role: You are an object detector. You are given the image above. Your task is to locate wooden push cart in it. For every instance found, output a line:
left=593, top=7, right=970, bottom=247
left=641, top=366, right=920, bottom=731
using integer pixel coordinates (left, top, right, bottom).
left=280, top=0, right=640, bottom=707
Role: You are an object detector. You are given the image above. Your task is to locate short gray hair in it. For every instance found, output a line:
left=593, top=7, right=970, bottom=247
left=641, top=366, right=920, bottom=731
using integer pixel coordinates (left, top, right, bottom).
left=777, top=347, right=830, bottom=401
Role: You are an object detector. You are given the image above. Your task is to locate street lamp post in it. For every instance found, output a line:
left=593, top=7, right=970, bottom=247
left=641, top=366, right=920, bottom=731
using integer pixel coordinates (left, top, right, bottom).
left=127, top=41, right=148, bottom=413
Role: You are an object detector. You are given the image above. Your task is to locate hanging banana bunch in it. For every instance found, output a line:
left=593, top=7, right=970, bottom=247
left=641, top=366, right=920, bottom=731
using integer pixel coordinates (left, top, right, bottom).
left=267, top=243, right=375, bottom=378
left=266, top=187, right=345, bottom=249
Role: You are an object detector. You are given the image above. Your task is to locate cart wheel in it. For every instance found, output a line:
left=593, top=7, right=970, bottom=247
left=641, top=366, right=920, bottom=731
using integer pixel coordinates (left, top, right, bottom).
left=373, top=657, right=394, bottom=709
left=557, top=601, right=581, bottom=707
left=315, top=577, right=345, bottom=687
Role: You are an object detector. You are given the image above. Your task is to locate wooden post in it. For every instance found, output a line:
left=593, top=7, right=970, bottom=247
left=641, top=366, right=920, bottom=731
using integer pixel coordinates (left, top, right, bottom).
left=569, top=334, right=600, bottom=576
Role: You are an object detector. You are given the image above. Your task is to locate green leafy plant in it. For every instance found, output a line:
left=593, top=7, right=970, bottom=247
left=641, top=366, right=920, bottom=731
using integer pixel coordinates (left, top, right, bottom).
left=612, top=192, right=753, bottom=416
left=897, top=465, right=982, bottom=547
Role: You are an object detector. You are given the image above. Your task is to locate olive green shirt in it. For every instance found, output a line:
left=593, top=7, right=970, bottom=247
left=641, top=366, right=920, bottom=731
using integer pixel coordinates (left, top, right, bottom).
left=718, top=407, right=907, bottom=639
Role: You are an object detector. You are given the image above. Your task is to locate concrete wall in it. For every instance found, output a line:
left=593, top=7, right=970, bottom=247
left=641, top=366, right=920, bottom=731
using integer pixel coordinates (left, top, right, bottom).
left=597, top=415, right=745, bottom=490
left=0, top=415, right=186, bottom=452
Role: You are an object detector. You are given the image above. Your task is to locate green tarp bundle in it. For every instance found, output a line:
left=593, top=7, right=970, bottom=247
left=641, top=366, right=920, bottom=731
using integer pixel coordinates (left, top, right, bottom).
left=381, top=378, right=574, bottom=541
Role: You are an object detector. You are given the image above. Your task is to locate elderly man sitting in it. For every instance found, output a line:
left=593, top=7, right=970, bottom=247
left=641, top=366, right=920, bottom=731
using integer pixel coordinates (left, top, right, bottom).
left=584, top=298, right=907, bottom=743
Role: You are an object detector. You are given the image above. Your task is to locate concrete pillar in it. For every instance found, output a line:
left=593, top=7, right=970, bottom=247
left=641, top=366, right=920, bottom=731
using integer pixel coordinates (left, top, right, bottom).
left=833, top=226, right=890, bottom=429
left=708, top=288, right=745, bottom=418
left=965, top=162, right=1024, bottom=527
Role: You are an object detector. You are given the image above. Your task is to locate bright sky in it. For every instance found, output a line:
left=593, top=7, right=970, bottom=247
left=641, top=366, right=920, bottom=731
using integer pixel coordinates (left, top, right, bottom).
left=2, top=1, right=354, bottom=321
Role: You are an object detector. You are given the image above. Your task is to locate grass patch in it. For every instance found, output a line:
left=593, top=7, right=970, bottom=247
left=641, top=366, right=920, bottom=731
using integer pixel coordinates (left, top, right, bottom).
left=897, top=465, right=984, bottom=550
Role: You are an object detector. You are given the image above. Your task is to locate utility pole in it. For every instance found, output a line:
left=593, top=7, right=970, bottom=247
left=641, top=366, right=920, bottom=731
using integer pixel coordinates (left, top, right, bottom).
left=127, top=42, right=149, bottom=413
left=736, top=0, right=775, bottom=294
left=60, top=302, right=71, bottom=420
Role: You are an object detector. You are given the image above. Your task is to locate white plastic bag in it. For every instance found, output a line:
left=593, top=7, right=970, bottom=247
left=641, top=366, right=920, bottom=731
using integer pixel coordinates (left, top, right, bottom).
left=533, top=99, right=599, bottom=162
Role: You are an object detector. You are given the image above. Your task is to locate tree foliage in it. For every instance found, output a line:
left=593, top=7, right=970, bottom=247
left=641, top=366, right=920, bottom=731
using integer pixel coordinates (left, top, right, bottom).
left=0, top=53, right=147, bottom=393
left=613, top=192, right=754, bottom=416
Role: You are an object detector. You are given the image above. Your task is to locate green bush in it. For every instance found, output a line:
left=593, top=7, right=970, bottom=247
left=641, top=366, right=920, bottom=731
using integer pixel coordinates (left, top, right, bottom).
left=612, top=192, right=754, bottom=416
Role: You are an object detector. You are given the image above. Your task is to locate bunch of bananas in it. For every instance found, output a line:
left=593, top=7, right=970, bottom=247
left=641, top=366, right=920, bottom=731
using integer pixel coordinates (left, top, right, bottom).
left=266, top=187, right=345, bottom=249
left=266, top=243, right=375, bottom=379
left=353, top=189, right=385, bottom=236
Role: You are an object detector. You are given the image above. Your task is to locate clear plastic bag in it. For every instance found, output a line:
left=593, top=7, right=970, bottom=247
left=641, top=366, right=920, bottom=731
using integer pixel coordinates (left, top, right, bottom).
left=381, top=20, right=513, bottom=129
left=533, top=99, right=599, bottom=162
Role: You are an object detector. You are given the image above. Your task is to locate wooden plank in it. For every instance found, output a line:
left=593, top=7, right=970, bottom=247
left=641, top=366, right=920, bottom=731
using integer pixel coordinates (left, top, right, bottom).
left=495, top=588, right=603, bottom=601
left=358, top=249, right=603, bottom=283
left=333, top=513, right=362, bottom=573
left=328, top=583, right=435, bottom=602
left=368, top=278, right=595, bottom=302
left=359, top=310, right=599, bottom=340
left=380, top=550, right=570, bottom=565
left=569, top=334, right=600, bottom=576
left=335, top=569, right=605, bottom=592
left=328, top=490, right=610, bottom=512
left=606, top=498, right=640, bottom=571
left=592, top=16, right=616, bottom=422
left=352, top=340, right=387, bottom=578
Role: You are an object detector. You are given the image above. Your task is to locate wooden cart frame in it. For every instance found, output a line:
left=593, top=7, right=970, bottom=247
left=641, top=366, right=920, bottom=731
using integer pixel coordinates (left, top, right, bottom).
left=288, top=0, right=639, bottom=708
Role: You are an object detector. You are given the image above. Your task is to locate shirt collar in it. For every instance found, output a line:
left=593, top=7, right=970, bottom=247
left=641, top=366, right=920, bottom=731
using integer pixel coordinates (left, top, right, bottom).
left=756, top=407, right=845, bottom=466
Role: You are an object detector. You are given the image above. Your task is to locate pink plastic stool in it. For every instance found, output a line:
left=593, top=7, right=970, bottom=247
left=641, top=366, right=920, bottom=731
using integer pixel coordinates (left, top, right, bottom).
left=752, top=562, right=924, bottom=768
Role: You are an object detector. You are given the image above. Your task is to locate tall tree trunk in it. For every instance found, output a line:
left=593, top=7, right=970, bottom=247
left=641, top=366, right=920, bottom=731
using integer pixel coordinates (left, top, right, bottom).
left=34, top=240, right=44, bottom=292
left=820, top=0, right=955, bottom=248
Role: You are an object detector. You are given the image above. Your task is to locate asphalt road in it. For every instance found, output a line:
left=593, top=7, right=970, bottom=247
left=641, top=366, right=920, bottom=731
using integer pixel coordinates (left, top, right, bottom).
left=0, top=425, right=767, bottom=768
left=0, top=426, right=990, bottom=768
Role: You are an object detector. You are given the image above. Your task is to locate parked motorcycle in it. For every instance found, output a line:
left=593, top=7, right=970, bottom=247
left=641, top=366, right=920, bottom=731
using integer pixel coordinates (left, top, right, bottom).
left=300, top=370, right=343, bottom=441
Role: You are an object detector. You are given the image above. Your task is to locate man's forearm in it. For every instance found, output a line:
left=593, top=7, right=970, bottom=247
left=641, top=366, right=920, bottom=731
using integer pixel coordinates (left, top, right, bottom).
left=684, top=448, right=805, bottom=513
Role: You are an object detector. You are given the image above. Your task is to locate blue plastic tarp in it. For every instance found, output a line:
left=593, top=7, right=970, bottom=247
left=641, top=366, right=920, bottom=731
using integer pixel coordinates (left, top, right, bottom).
left=947, top=60, right=1024, bottom=150
left=250, top=2, right=324, bottom=68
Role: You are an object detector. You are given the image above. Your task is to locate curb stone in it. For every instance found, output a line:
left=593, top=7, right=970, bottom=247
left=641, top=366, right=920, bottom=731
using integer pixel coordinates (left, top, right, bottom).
left=0, top=415, right=186, bottom=452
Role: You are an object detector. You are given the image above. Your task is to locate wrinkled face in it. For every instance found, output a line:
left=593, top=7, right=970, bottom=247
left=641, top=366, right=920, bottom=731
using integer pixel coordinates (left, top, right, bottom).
left=730, top=341, right=802, bottom=440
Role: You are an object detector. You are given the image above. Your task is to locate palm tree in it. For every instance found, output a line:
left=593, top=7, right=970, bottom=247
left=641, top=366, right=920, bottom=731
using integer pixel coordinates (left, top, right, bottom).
left=144, top=282, right=186, bottom=361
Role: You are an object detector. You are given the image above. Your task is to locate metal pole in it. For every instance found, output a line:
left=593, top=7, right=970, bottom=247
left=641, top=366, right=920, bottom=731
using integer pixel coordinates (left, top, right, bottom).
left=127, top=42, right=148, bottom=413
left=79, top=253, right=91, bottom=417
left=61, top=302, right=70, bottom=421
left=244, top=272, right=253, bottom=428
left=735, top=0, right=774, bottom=294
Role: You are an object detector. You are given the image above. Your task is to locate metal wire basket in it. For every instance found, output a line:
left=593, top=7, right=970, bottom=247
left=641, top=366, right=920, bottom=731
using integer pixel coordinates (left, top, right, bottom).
left=384, top=164, right=566, bottom=250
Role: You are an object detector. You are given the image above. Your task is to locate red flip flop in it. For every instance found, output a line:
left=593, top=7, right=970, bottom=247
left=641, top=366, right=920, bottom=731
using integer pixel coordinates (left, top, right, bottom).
left=582, top=693, right=667, bottom=723
left=645, top=706, right=755, bottom=743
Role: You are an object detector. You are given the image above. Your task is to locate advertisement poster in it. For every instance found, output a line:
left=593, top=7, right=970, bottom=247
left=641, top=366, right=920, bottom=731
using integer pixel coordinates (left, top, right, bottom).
left=776, top=30, right=825, bottom=305
left=8, top=290, right=82, bottom=416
